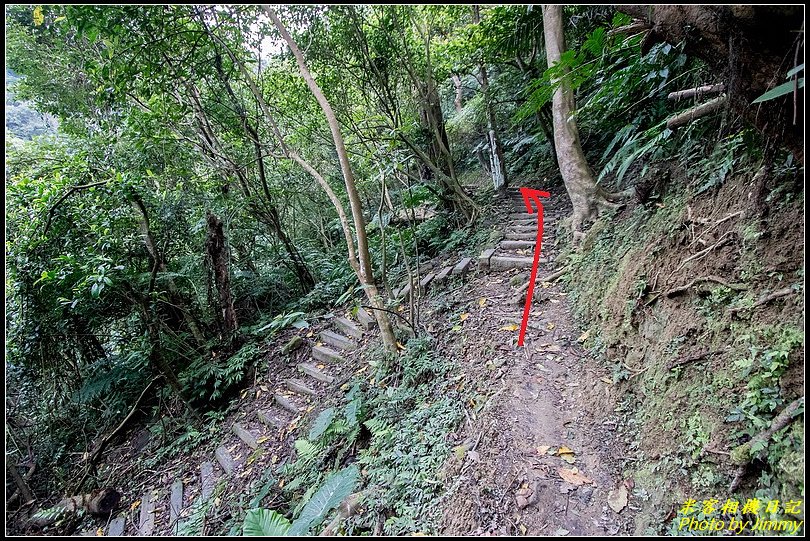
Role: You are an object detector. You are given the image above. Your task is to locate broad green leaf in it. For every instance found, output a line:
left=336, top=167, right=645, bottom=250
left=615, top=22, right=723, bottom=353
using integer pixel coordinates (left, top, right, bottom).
left=308, top=407, right=335, bottom=441
left=243, top=509, right=292, bottom=536
left=287, top=466, right=359, bottom=536
left=786, top=63, right=804, bottom=78
left=752, top=78, right=805, bottom=104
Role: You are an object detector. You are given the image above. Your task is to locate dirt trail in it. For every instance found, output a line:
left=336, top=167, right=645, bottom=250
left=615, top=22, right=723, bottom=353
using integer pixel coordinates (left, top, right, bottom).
left=440, top=187, right=636, bottom=535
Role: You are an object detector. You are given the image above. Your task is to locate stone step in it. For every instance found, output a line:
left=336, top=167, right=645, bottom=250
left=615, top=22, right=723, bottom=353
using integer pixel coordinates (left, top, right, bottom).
left=274, top=393, right=301, bottom=413
left=215, top=445, right=235, bottom=475
left=312, top=345, right=345, bottom=363
left=258, top=410, right=285, bottom=429
left=356, top=306, right=376, bottom=329
left=478, top=249, right=496, bottom=272
left=452, top=257, right=473, bottom=275
left=169, top=480, right=183, bottom=530
left=320, top=330, right=356, bottom=352
left=200, top=462, right=215, bottom=500
left=232, top=423, right=258, bottom=449
left=334, top=316, right=363, bottom=340
left=509, top=224, right=541, bottom=232
left=505, top=232, right=537, bottom=241
left=433, top=265, right=454, bottom=283
left=298, top=362, right=335, bottom=383
left=286, top=377, right=316, bottom=396
left=419, top=272, right=436, bottom=292
left=108, top=517, right=126, bottom=536
left=489, top=255, right=535, bottom=271
left=500, top=240, right=536, bottom=250
left=138, top=490, right=156, bottom=536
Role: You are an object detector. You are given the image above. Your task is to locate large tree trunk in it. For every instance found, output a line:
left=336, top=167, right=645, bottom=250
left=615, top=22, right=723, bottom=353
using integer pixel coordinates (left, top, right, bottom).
left=543, top=5, right=618, bottom=242
left=206, top=212, right=239, bottom=338
left=265, top=6, right=398, bottom=353
left=617, top=5, right=804, bottom=162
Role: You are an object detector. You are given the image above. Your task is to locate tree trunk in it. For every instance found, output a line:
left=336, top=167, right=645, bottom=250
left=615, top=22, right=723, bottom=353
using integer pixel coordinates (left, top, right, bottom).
left=130, top=194, right=207, bottom=348
left=543, top=5, right=618, bottom=242
left=205, top=212, right=239, bottom=338
left=451, top=73, right=464, bottom=113
left=474, top=5, right=508, bottom=192
left=616, top=5, right=804, bottom=163
left=265, top=6, right=398, bottom=353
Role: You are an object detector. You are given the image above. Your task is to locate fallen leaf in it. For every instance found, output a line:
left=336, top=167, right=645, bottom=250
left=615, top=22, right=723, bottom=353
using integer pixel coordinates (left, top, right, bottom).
left=256, top=389, right=262, bottom=399
left=500, top=323, right=519, bottom=331
left=240, top=389, right=248, bottom=399
left=560, top=453, right=576, bottom=464
left=519, top=524, right=528, bottom=535
left=546, top=322, right=555, bottom=330
left=260, top=385, right=269, bottom=392
left=96, top=527, right=104, bottom=536
left=317, top=363, right=325, bottom=369
left=257, top=436, right=270, bottom=444
left=460, top=312, right=470, bottom=321
left=278, top=479, right=285, bottom=488
left=557, top=446, right=574, bottom=455
left=537, top=445, right=552, bottom=455
left=600, top=376, right=613, bottom=384
left=396, top=342, right=406, bottom=351
left=306, top=330, right=314, bottom=337
left=558, top=468, right=592, bottom=486
left=271, top=454, right=278, bottom=464
left=451, top=325, right=462, bottom=332
left=467, top=450, right=480, bottom=462
left=607, top=484, right=629, bottom=513
left=479, top=297, right=487, bottom=307
left=577, top=330, right=591, bottom=343
left=130, top=500, right=141, bottom=511
left=542, top=281, right=552, bottom=288
left=315, top=341, right=323, bottom=347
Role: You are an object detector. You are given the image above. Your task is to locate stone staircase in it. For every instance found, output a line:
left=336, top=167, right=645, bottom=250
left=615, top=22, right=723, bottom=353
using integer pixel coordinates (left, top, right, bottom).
left=391, top=256, right=474, bottom=300
left=108, top=306, right=378, bottom=536
left=478, top=188, right=548, bottom=273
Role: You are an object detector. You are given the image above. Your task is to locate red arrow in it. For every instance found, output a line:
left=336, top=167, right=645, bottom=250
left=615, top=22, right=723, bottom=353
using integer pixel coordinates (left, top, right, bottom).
left=518, top=187, right=550, bottom=346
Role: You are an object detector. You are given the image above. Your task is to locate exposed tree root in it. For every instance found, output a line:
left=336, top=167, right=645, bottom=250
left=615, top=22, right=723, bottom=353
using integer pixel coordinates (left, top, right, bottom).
left=728, top=397, right=804, bottom=491
left=728, top=287, right=797, bottom=315
left=664, top=275, right=747, bottom=297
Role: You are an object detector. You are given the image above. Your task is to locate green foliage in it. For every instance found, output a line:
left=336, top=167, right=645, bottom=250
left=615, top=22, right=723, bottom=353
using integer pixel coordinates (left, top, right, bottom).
left=243, top=466, right=359, bottom=536
left=179, top=343, right=260, bottom=403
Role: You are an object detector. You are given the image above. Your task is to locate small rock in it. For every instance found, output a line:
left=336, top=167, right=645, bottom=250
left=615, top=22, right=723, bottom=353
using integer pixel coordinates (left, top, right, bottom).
left=281, top=335, right=303, bottom=354
left=607, top=484, right=629, bottom=513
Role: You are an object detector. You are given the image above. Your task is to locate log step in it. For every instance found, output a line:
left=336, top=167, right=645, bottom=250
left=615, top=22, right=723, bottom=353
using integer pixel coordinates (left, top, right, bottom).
left=298, top=362, right=335, bottom=383
left=274, top=393, right=301, bottom=413
left=489, top=255, right=535, bottom=271
left=138, top=490, right=156, bottom=536
left=215, top=445, right=235, bottom=475
left=419, top=272, right=436, bottom=292
left=478, top=249, right=496, bottom=272
left=232, top=423, right=258, bottom=449
left=258, top=410, right=285, bottom=429
left=320, top=330, right=356, bottom=352
left=356, top=306, right=376, bottom=329
left=334, top=316, right=363, bottom=340
left=312, top=345, right=345, bottom=363
left=452, top=257, right=473, bottom=275
left=286, top=377, right=316, bottom=396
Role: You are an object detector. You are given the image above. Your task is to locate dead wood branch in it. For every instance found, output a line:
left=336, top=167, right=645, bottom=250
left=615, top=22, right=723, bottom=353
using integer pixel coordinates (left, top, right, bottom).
left=320, top=492, right=363, bottom=536
left=664, top=275, right=747, bottom=297
left=668, top=84, right=725, bottom=101
left=666, top=96, right=727, bottom=129
left=728, top=286, right=796, bottom=315
left=30, top=488, right=121, bottom=528
left=71, top=376, right=160, bottom=494
left=668, top=349, right=725, bottom=370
